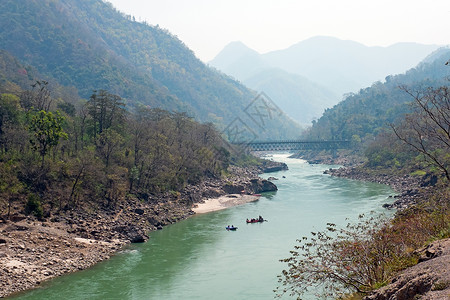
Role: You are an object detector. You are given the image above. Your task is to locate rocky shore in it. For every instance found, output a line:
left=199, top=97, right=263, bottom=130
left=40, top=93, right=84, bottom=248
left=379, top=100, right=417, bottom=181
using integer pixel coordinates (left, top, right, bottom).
left=323, top=167, right=430, bottom=210
left=0, top=160, right=285, bottom=298
left=363, top=238, right=450, bottom=300
left=295, top=150, right=438, bottom=210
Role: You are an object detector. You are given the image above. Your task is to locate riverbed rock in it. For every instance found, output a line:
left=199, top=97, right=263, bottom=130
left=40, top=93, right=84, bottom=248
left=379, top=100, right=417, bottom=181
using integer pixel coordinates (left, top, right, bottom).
left=249, top=178, right=278, bottom=193
left=363, top=239, right=450, bottom=300
left=223, top=183, right=245, bottom=194
left=259, top=161, right=289, bottom=173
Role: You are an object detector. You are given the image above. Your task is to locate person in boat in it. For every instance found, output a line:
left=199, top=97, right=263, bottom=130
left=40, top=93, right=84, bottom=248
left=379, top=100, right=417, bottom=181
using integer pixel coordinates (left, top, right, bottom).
left=258, top=215, right=264, bottom=222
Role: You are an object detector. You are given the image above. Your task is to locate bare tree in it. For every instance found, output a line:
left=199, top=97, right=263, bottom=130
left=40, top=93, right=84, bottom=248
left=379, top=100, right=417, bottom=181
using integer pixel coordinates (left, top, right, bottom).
left=391, top=85, right=450, bottom=181
left=20, top=80, right=53, bottom=111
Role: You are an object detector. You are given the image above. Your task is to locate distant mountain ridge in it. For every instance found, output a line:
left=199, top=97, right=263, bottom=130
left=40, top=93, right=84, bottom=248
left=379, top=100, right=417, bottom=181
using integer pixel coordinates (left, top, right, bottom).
left=0, top=0, right=301, bottom=139
left=243, top=68, right=337, bottom=125
left=209, top=36, right=441, bottom=125
left=211, top=36, right=441, bottom=96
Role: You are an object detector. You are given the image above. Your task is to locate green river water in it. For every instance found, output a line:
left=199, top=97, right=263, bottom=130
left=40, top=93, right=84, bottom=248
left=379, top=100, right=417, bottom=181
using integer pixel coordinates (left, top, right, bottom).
left=10, top=154, right=394, bottom=300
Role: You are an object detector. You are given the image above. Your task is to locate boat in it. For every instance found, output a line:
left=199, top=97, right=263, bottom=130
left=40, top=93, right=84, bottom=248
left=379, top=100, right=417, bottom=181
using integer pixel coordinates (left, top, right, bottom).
left=246, top=216, right=266, bottom=223
left=226, top=225, right=238, bottom=231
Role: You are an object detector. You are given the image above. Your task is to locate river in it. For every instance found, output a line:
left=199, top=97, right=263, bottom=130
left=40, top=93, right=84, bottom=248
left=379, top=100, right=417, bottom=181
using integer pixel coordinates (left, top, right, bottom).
left=10, top=154, right=394, bottom=300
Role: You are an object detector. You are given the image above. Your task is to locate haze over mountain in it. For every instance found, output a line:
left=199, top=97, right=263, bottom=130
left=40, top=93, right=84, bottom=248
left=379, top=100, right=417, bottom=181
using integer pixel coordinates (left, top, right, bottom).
left=243, top=68, right=337, bottom=125
left=0, top=0, right=301, bottom=139
left=210, top=37, right=440, bottom=124
left=211, top=36, right=440, bottom=96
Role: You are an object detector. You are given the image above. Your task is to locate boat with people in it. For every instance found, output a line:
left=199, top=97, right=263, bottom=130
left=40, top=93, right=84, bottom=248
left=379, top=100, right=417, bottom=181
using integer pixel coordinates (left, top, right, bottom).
left=226, top=225, right=238, bottom=231
left=246, top=216, right=266, bottom=223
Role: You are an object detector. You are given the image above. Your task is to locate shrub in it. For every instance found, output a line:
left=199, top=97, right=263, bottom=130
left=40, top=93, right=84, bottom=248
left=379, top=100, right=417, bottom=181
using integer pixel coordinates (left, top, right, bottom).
left=24, top=193, right=43, bottom=219
left=275, top=198, right=449, bottom=300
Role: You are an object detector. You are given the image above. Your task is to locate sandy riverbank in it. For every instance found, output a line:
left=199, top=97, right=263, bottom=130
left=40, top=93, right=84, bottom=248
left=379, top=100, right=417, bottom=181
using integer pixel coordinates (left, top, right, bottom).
left=192, top=194, right=261, bottom=214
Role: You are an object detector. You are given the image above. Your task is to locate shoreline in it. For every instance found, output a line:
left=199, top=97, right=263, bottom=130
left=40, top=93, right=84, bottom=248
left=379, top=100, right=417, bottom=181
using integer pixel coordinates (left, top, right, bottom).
left=192, top=194, right=261, bottom=214
left=0, top=162, right=284, bottom=298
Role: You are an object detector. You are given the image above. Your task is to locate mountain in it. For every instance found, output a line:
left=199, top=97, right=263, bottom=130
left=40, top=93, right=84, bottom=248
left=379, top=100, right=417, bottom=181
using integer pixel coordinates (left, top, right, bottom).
left=210, top=36, right=441, bottom=96
left=243, top=68, right=337, bottom=126
left=0, top=0, right=301, bottom=139
left=209, top=41, right=270, bottom=80
left=303, top=47, right=450, bottom=141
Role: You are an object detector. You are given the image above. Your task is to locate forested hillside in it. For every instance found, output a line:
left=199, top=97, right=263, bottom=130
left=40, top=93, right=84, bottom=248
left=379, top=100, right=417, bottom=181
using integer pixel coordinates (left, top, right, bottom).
left=0, top=79, right=238, bottom=219
left=303, top=48, right=450, bottom=142
left=0, top=0, right=300, bottom=139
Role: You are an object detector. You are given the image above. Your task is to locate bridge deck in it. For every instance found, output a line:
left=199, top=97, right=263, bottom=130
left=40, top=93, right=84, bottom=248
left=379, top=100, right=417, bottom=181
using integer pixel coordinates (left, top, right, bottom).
left=238, top=140, right=351, bottom=151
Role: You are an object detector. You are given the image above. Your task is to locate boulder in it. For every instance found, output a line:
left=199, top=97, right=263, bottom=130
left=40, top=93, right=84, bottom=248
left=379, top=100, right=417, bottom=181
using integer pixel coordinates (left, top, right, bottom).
left=364, top=238, right=450, bottom=300
left=113, top=225, right=149, bottom=243
left=260, top=161, right=288, bottom=173
left=249, top=178, right=278, bottom=193
left=223, top=184, right=246, bottom=194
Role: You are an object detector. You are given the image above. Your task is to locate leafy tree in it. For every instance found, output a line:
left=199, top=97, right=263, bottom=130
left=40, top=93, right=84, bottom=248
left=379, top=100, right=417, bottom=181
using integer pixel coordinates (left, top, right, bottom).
left=28, top=110, right=68, bottom=166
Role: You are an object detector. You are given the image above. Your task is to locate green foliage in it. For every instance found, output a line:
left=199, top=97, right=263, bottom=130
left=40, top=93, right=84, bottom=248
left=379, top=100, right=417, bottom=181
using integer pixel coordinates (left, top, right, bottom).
left=410, top=170, right=427, bottom=176
left=0, top=81, right=255, bottom=215
left=0, top=0, right=300, bottom=139
left=28, top=110, right=68, bottom=165
left=24, top=193, right=43, bottom=219
left=304, top=49, right=450, bottom=142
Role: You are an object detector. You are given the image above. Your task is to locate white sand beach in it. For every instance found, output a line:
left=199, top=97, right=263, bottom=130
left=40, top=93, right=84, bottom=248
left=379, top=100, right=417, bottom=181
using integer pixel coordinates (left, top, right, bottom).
left=192, top=194, right=261, bottom=214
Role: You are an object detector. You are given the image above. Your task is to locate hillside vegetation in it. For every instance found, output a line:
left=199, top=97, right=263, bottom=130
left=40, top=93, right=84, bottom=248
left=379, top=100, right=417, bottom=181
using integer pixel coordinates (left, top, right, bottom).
left=210, top=38, right=439, bottom=125
left=0, top=73, right=253, bottom=220
left=0, top=0, right=300, bottom=139
left=304, top=48, right=450, bottom=144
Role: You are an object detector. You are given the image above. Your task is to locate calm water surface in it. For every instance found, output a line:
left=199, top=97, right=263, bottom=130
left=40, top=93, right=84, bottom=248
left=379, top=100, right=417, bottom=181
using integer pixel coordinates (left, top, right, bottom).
left=11, top=154, right=394, bottom=300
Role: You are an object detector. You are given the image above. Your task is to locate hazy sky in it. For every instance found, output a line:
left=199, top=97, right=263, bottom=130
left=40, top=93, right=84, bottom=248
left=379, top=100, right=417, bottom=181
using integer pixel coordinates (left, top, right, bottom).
left=107, top=0, right=450, bottom=62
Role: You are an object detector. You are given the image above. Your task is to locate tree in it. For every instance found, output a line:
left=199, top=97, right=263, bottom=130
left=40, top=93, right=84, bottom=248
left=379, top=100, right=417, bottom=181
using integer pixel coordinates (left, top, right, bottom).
left=20, top=80, right=53, bottom=111
left=0, top=161, right=24, bottom=220
left=28, top=110, right=68, bottom=166
left=87, top=90, right=126, bottom=138
left=276, top=215, right=408, bottom=299
left=0, top=93, right=22, bottom=152
left=96, top=128, right=123, bottom=168
left=391, top=86, right=450, bottom=182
